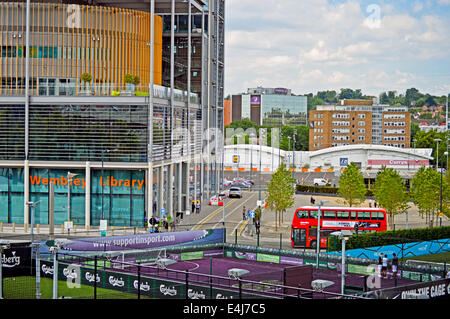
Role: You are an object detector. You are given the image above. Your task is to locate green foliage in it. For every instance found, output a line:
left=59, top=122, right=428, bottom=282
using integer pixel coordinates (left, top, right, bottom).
left=338, top=163, right=367, bottom=207
left=373, top=167, right=409, bottom=227
left=411, top=166, right=450, bottom=222
left=124, top=73, right=135, bottom=84
left=328, top=226, right=450, bottom=251
left=265, top=163, right=296, bottom=230
left=80, top=72, right=92, bottom=83
left=134, top=90, right=149, bottom=96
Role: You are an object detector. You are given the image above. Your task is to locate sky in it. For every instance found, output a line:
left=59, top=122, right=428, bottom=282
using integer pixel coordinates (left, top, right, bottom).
left=224, top=0, right=450, bottom=98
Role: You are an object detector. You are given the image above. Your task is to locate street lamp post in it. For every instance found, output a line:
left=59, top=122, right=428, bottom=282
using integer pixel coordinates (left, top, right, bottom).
left=26, top=200, right=41, bottom=243
left=292, top=129, right=297, bottom=179
left=67, top=172, right=77, bottom=223
left=434, top=138, right=441, bottom=172
left=316, top=200, right=328, bottom=268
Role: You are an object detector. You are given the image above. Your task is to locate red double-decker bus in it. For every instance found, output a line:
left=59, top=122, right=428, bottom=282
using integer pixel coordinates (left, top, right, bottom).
left=291, top=206, right=387, bottom=249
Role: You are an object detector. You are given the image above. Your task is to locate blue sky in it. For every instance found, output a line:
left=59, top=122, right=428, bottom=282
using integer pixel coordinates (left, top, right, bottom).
left=224, top=0, right=450, bottom=97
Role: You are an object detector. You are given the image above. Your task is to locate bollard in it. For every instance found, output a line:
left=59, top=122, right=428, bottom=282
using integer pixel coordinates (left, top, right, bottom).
left=36, top=224, right=40, bottom=234
left=24, top=223, right=28, bottom=233
left=12, top=223, right=15, bottom=232
left=0, top=222, right=3, bottom=232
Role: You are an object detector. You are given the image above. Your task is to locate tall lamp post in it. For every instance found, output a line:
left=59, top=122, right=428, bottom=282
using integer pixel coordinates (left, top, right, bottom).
left=331, top=230, right=353, bottom=295
left=434, top=138, right=441, bottom=172
left=67, top=172, right=77, bottom=223
left=316, top=200, right=328, bottom=268
left=292, top=129, right=297, bottom=179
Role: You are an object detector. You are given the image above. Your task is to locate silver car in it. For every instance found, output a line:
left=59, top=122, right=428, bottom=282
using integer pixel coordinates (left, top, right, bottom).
left=229, top=187, right=242, bottom=198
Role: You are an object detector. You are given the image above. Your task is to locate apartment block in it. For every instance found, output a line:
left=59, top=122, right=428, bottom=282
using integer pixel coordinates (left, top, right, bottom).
left=309, top=101, right=410, bottom=151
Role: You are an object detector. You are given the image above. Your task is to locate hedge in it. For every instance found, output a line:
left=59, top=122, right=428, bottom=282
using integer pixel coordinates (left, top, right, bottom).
left=296, top=184, right=374, bottom=197
left=327, top=225, right=450, bottom=251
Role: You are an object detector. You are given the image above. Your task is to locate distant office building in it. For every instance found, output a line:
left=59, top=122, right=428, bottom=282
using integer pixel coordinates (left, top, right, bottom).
left=230, top=87, right=307, bottom=127
left=309, top=100, right=411, bottom=151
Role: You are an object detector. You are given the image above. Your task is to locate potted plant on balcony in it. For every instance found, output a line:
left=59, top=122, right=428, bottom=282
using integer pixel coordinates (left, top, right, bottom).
left=122, top=73, right=137, bottom=96
left=80, top=72, right=92, bottom=96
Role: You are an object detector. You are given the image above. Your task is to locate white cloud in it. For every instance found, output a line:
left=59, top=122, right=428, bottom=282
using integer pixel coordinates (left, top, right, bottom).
left=224, top=0, right=450, bottom=96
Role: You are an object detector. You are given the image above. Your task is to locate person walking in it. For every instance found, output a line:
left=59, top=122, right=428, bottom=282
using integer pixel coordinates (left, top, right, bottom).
left=378, top=253, right=384, bottom=277
left=392, top=253, right=399, bottom=279
left=242, top=206, right=246, bottom=221
left=369, top=199, right=372, bottom=208
left=191, top=200, right=195, bottom=214
left=195, top=200, right=200, bottom=214
left=382, top=254, right=388, bottom=279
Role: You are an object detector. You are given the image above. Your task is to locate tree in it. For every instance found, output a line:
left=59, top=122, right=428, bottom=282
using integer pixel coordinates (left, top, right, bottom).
left=265, top=163, right=296, bottom=231
left=410, top=166, right=449, bottom=226
left=338, top=162, right=366, bottom=207
left=373, top=167, right=409, bottom=228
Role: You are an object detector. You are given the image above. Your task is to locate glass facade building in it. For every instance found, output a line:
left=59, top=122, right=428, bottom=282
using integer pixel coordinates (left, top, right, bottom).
left=0, top=0, right=225, bottom=228
left=233, top=92, right=308, bottom=127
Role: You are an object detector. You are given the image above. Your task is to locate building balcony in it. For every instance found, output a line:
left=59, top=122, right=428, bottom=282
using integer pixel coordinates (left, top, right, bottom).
left=0, top=83, right=199, bottom=105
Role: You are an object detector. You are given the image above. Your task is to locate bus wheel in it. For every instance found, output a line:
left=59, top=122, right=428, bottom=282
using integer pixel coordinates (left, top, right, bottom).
left=310, top=240, right=317, bottom=249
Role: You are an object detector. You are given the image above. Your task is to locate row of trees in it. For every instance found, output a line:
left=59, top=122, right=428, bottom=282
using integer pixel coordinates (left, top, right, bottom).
left=304, top=87, right=448, bottom=109
left=225, top=119, right=309, bottom=151
left=338, top=163, right=450, bottom=227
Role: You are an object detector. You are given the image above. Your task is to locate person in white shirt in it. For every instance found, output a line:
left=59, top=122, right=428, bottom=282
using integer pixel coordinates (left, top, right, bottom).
left=382, top=254, right=388, bottom=279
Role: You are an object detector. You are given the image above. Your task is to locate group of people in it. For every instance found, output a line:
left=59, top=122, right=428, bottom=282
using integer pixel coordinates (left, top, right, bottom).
left=368, top=199, right=378, bottom=208
left=191, top=200, right=201, bottom=214
left=377, top=253, right=399, bottom=279
left=242, top=206, right=261, bottom=235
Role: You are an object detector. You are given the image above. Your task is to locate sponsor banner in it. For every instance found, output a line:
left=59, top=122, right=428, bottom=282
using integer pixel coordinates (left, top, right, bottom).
left=348, top=264, right=376, bottom=276
left=1, top=244, right=32, bottom=277
left=376, top=278, right=450, bottom=299
left=280, top=256, right=303, bottom=266
left=257, top=253, right=280, bottom=263
left=155, top=279, right=182, bottom=299
left=39, top=229, right=225, bottom=253
left=368, top=159, right=429, bottom=166
left=181, top=251, right=204, bottom=261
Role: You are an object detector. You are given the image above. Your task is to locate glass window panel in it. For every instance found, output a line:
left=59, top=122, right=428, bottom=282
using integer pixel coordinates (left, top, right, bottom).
left=337, top=211, right=349, bottom=219
left=110, top=195, right=130, bottom=226
left=350, top=211, right=357, bottom=219
left=309, top=211, right=317, bottom=219
left=0, top=193, right=8, bottom=223
left=30, top=193, right=49, bottom=225
left=296, top=210, right=308, bottom=219
left=10, top=193, right=24, bottom=224
left=323, top=211, right=335, bottom=219
left=71, top=194, right=85, bottom=226
left=131, top=196, right=144, bottom=227
left=358, top=211, right=371, bottom=220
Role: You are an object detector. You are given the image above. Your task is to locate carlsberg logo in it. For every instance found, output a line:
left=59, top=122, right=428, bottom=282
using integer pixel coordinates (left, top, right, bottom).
left=1, top=251, right=21, bottom=268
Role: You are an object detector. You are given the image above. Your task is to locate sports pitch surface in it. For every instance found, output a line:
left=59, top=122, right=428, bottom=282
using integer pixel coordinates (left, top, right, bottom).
left=123, top=255, right=418, bottom=298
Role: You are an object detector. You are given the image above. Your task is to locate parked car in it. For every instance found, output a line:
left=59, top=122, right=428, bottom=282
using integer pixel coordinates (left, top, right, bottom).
left=229, top=187, right=242, bottom=198
left=313, top=178, right=329, bottom=186
left=232, top=181, right=252, bottom=189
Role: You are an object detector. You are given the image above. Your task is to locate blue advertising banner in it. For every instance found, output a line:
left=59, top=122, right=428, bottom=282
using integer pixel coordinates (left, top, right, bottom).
left=327, top=238, right=450, bottom=260
left=39, top=229, right=225, bottom=254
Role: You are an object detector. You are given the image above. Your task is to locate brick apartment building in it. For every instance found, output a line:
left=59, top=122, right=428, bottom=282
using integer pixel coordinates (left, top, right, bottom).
left=309, top=99, right=410, bottom=151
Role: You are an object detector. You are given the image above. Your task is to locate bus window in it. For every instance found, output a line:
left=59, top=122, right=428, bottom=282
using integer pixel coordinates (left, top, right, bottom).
left=296, top=210, right=309, bottom=219
left=350, top=211, right=357, bottom=219
left=372, top=211, right=385, bottom=220
left=337, top=211, right=349, bottom=219
left=309, top=211, right=318, bottom=219
left=323, top=211, right=336, bottom=219
left=358, top=212, right=371, bottom=220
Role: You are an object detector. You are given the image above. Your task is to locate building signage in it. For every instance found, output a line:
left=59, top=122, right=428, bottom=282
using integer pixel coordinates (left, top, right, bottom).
left=368, top=159, right=429, bottom=166
left=322, top=221, right=380, bottom=228
left=29, top=175, right=146, bottom=190
left=274, top=88, right=288, bottom=95
left=340, top=158, right=349, bottom=166
left=250, top=95, right=261, bottom=106
left=375, top=278, right=450, bottom=299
